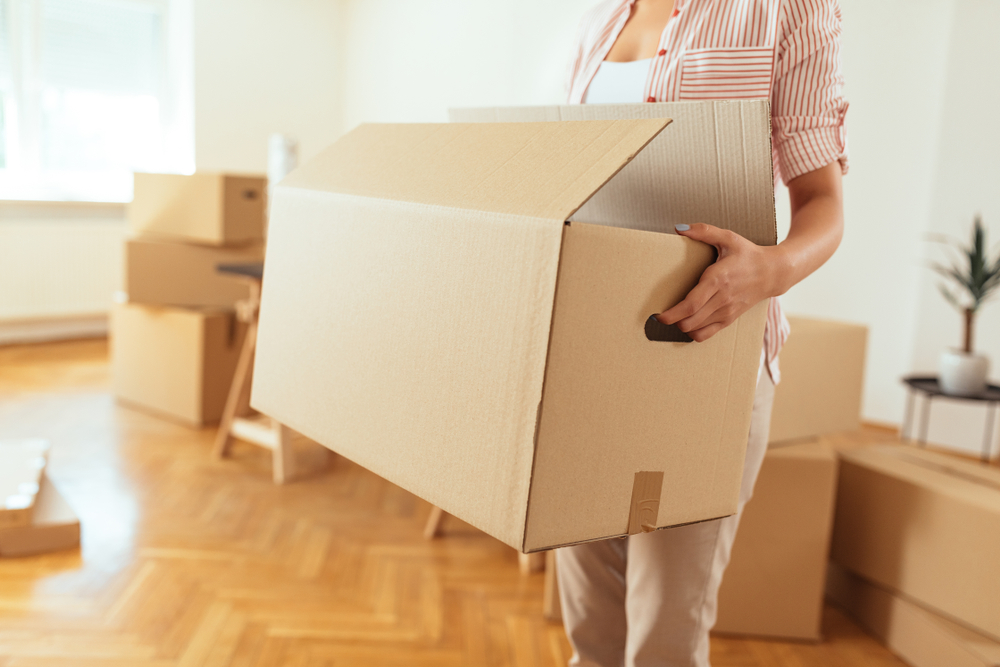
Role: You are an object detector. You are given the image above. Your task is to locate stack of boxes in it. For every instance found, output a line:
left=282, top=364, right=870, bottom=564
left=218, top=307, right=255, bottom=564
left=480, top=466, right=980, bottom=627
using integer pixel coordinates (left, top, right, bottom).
left=714, top=315, right=869, bottom=641
left=827, top=445, right=1000, bottom=666
left=0, top=440, right=80, bottom=557
left=113, top=173, right=267, bottom=426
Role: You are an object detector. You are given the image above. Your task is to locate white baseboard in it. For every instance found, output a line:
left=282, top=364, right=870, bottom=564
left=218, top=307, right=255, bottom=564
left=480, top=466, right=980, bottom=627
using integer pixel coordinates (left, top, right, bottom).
left=0, top=314, right=108, bottom=346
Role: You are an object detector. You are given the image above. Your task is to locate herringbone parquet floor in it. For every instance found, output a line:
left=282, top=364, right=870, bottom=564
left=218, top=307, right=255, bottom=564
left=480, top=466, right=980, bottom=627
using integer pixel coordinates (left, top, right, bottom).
left=0, top=338, right=909, bottom=667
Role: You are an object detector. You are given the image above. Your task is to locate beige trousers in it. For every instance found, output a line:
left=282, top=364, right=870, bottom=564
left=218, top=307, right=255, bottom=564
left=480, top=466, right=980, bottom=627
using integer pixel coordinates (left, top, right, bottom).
left=555, top=371, right=776, bottom=667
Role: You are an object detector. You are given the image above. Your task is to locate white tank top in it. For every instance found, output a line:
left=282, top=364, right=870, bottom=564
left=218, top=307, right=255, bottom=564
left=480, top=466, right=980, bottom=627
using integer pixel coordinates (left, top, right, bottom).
left=583, top=58, right=652, bottom=104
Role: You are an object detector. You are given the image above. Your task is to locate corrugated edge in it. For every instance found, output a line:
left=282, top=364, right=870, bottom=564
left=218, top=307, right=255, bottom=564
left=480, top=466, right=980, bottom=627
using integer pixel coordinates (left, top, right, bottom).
left=557, top=118, right=674, bottom=222
left=758, top=100, right=778, bottom=246
left=521, top=222, right=571, bottom=553
left=525, top=513, right=735, bottom=553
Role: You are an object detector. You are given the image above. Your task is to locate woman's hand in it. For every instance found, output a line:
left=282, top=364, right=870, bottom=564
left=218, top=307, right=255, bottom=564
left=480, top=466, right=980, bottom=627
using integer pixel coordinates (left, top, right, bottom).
left=657, top=161, right=845, bottom=342
left=656, top=224, right=783, bottom=342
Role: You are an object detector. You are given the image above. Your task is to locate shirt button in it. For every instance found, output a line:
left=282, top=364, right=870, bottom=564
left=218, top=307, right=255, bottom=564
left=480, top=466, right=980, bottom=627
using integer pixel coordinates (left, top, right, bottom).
left=672, top=8, right=680, bottom=16
left=658, top=49, right=667, bottom=56
left=647, top=96, right=656, bottom=103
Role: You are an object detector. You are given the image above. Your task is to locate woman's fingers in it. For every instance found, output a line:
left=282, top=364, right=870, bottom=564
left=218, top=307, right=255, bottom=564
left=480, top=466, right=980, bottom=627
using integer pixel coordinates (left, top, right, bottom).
left=675, top=290, right=729, bottom=333
left=675, top=223, right=737, bottom=252
left=687, top=321, right=727, bottom=343
left=656, top=277, right=716, bottom=326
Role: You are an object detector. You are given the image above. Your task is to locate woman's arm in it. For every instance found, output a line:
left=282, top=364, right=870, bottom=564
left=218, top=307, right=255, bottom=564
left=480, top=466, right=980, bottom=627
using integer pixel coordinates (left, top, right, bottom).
left=656, top=161, right=843, bottom=342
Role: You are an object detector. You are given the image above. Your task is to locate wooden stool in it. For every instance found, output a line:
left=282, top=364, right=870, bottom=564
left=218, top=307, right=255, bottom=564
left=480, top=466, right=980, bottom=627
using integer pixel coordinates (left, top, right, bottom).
left=424, top=505, right=545, bottom=574
left=212, top=263, right=300, bottom=484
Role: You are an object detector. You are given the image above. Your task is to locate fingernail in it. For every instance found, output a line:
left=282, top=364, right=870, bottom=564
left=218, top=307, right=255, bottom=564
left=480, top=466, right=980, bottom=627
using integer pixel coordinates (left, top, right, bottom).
left=675, top=224, right=690, bottom=232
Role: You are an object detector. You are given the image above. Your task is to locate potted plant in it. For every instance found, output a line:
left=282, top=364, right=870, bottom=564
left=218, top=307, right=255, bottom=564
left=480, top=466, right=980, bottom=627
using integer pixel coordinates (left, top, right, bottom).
left=930, top=215, right=1000, bottom=396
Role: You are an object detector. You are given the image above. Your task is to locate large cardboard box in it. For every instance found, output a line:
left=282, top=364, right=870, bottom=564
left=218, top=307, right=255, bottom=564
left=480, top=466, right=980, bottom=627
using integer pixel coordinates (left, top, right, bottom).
left=111, top=303, right=246, bottom=426
left=0, top=476, right=80, bottom=557
left=130, top=172, right=266, bottom=246
left=827, top=563, right=1000, bottom=667
left=253, top=101, right=777, bottom=552
left=0, top=440, right=49, bottom=529
left=124, top=237, right=264, bottom=308
left=769, top=316, right=867, bottom=444
left=714, top=442, right=839, bottom=641
left=831, top=445, right=1000, bottom=641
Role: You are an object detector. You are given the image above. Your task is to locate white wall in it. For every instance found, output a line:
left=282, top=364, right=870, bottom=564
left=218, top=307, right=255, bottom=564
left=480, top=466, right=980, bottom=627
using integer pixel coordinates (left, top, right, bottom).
left=340, top=0, right=591, bottom=131
left=193, top=0, right=345, bottom=172
left=0, top=203, right=126, bottom=341
left=779, top=0, right=957, bottom=426
left=904, top=0, right=1000, bottom=457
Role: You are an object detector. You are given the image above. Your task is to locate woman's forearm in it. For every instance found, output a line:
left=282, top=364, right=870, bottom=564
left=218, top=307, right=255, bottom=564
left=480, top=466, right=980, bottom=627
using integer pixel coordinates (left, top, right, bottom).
left=769, top=162, right=845, bottom=296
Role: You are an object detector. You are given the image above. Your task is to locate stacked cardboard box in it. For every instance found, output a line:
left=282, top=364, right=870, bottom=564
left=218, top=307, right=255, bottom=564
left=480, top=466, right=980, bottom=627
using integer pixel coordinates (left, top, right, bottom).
left=0, top=440, right=80, bottom=557
left=714, top=441, right=839, bottom=641
left=113, top=173, right=265, bottom=426
left=827, top=563, right=1000, bottom=667
left=769, top=316, right=868, bottom=444
left=830, top=444, right=1000, bottom=662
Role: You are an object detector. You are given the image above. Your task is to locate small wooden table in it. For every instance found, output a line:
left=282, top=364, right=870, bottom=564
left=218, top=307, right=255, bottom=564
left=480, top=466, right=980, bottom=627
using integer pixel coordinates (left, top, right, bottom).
left=212, top=262, right=299, bottom=483
left=901, top=375, right=1000, bottom=462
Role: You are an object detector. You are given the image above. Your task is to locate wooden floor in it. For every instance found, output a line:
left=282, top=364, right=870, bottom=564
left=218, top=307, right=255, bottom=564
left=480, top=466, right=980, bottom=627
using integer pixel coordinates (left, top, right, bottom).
left=0, top=338, right=912, bottom=667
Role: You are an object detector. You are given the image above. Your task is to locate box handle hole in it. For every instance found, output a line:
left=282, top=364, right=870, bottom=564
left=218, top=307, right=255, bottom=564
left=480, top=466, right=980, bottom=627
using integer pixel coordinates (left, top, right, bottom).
left=644, top=315, right=692, bottom=343
left=243, top=189, right=258, bottom=200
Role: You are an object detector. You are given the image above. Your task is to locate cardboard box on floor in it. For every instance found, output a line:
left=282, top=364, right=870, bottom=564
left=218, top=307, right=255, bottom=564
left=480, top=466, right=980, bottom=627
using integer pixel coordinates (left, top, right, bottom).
left=0, top=440, right=49, bottom=529
left=112, top=303, right=246, bottom=426
left=252, top=101, right=777, bottom=552
left=714, top=441, right=839, bottom=641
left=0, top=475, right=80, bottom=557
left=768, top=316, right=867, bottom=444
left=124, top=237, right=264, bottom=308
left=827, top=563, right=1000, bottom=667
left=130, top=173, right=266, bottom=246
left=831, top=445, right=1000, bottom=642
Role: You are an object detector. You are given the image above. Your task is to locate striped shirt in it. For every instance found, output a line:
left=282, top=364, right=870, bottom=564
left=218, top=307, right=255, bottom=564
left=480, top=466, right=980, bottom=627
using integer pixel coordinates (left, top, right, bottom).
left=567, top=0, right=849, bottom=383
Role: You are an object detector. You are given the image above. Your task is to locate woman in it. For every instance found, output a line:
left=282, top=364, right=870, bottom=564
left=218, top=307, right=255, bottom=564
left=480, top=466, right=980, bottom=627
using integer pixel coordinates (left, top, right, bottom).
left=556, top=1, right=848, bottom=665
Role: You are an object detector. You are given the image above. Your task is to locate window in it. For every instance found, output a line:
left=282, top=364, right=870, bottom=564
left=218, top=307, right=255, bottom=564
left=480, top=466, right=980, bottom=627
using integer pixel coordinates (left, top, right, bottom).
left=0, top=0, right=192, bottom=202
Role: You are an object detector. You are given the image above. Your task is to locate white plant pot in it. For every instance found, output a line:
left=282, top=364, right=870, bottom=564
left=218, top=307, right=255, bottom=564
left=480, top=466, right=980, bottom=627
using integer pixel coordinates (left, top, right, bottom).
left=939, top=349, right=990, bottom=396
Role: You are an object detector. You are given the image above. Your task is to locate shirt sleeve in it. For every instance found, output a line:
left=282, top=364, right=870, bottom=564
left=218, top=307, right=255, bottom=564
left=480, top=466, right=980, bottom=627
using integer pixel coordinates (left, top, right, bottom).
left=771, top=0, right=849, bottom=184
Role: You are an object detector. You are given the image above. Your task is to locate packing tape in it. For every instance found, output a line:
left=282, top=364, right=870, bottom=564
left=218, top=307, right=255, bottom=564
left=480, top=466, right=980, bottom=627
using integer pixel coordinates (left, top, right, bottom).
left=627, top=471, right=664, bottom=535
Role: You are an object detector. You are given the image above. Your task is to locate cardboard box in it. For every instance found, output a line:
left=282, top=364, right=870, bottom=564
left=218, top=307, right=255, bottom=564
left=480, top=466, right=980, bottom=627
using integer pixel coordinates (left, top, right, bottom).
left=831, top=445, right=1000, bottom=641
left=0, top=475, right=80, bottom=557
left=827, top=563, right=1000, bottom=667
left=111, top=303, right=246, bottom=426
left=0, top=440, right=50, bottom=529
left=130, top=172, right=266, bottom=246
left=124, top=237, right=264, bottom=308
left=252, top=102, right=777, bottom=552
left=714, top=442, right=838, bottom=641
left=768, top=316, right=867, bottom=444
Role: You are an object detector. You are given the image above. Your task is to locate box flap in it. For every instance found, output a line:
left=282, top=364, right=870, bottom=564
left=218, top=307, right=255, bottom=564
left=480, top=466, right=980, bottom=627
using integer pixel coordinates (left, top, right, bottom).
left=279, top=119, right=670, bottom=222
left=450, top=101, right=777, bottom=247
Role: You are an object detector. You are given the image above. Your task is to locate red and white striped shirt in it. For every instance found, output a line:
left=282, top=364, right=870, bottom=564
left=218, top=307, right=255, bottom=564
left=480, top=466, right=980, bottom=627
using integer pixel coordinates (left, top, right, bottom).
left=567, top=0, right=849, bottom=383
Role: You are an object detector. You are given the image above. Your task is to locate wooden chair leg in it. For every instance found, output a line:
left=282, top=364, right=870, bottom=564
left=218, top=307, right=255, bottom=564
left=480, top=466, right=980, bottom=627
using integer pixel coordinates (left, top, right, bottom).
left=543, top=550, right=562, bottom=622
left=424, top=506, right=445, bottom=539
left=272, top=422, right=295, bottom=484
left=518, top=551, right=545, bottom=575
left=212, top=320, right=258, bottom=460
